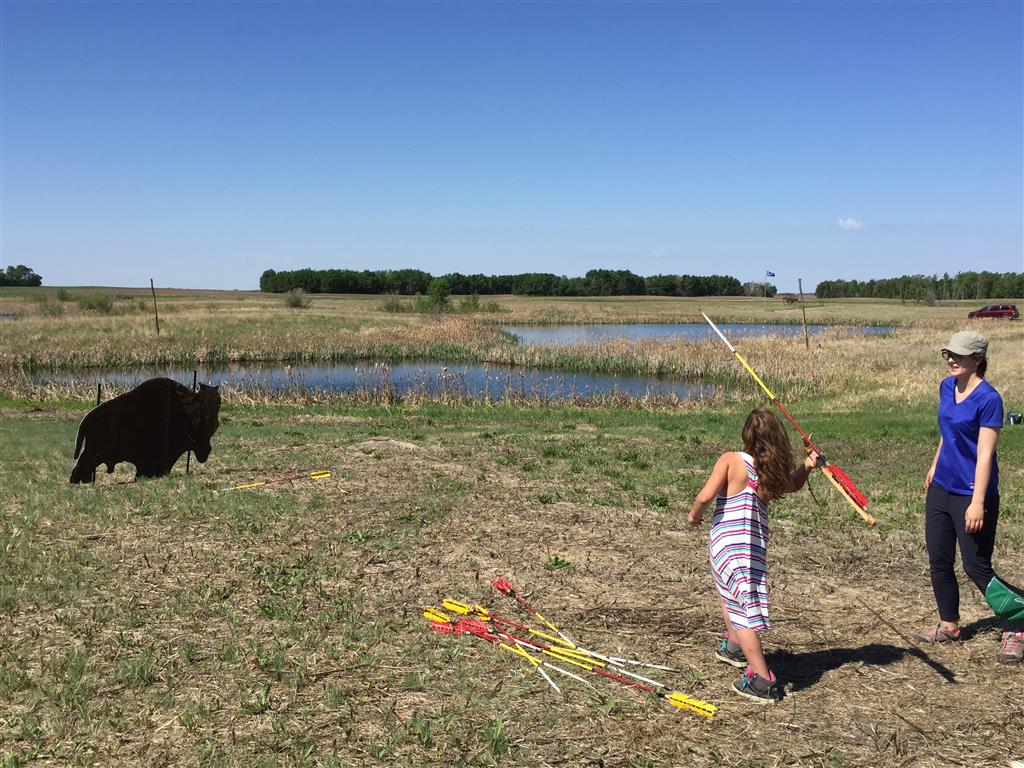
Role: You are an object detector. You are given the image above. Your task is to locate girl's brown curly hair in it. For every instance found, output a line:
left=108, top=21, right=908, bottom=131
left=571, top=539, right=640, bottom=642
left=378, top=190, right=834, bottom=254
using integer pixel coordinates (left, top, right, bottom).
left=742, top=409, right=795, bottom=500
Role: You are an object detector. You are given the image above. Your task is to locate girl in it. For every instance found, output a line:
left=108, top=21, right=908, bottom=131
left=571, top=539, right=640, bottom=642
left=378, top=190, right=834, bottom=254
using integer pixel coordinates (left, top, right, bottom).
left=689, top=409, right=819, bottom=703
left=918, top=330, right=1023, bottom=663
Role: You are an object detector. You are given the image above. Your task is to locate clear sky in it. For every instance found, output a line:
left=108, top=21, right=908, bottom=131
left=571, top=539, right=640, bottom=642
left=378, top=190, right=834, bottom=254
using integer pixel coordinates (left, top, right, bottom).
left=1, top=1, right=1021, bottom=292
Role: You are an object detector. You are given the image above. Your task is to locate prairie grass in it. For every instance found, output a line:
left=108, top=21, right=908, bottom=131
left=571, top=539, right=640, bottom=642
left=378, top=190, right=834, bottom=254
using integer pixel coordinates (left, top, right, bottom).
left=380, top=293, right=507, bottom=314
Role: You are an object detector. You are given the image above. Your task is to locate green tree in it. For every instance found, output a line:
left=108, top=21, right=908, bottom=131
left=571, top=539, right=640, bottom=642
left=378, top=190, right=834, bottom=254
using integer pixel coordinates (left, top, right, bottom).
left=426, top=277, right=451, bottom=308
left=0, top=265, right=43, bottom=286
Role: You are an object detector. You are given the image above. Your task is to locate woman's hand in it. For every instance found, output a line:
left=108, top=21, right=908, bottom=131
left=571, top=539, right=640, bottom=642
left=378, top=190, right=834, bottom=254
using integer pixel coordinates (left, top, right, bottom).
left=965, top=501, right=985, bottom=533
left=688, top=507, right=704, bottom=526
left=926, top=439, right=942, bottom=490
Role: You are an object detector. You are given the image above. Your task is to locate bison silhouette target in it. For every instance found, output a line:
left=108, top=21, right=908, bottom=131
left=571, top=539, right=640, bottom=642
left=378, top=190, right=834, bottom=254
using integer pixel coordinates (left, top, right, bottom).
left=69, top=377, right=221, bottom=483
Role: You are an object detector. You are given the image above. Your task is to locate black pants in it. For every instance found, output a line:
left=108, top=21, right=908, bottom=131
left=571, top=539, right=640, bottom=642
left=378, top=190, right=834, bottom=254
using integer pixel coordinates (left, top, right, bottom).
left=924, top=483, right=999, bottom=623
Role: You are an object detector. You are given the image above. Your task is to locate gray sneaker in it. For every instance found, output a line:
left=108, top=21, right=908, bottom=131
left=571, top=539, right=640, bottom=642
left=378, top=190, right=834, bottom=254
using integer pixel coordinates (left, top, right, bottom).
left=997, top=631, right=1024, bottom=664
left=715, top=637, right=748, bottom=668
left=732, top=668, right=781, bottom=704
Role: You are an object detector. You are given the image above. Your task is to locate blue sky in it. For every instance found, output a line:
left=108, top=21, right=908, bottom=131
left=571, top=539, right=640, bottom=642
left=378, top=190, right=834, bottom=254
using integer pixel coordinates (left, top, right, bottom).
left=1, top=1, right=1021, bottom=292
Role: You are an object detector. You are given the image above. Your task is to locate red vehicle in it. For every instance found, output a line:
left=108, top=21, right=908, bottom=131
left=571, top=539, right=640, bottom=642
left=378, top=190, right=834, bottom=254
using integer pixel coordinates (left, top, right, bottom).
left=967, top=304, right=1019, bottom=320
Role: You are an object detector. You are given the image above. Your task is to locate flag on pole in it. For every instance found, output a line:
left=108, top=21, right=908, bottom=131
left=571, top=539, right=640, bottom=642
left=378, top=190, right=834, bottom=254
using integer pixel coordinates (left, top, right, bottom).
left=766, top=270, right=776, bottom=277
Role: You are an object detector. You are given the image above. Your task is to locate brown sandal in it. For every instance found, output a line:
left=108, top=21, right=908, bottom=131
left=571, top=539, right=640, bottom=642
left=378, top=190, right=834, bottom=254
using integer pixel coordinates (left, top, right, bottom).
left=917, top=623, right=961, bottom=643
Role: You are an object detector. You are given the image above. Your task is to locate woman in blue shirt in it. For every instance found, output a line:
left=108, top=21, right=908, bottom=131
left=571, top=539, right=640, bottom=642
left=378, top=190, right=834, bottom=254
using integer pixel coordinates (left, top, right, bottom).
left=918, top=330, right=1023, bottom=663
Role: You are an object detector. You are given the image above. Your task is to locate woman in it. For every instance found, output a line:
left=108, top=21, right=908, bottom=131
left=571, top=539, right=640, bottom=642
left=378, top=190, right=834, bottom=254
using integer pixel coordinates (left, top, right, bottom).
left=918, top=330, right=1023, bottom=663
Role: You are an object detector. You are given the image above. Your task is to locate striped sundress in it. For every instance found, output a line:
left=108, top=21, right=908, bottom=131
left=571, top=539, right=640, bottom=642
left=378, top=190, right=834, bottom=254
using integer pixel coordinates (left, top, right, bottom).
left=709, top=451, right=771, bottom=632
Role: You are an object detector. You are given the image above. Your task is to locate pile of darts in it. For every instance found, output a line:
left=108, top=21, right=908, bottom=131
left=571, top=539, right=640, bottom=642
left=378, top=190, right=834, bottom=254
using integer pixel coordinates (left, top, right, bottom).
left=423, top=576, right=716, bottom=718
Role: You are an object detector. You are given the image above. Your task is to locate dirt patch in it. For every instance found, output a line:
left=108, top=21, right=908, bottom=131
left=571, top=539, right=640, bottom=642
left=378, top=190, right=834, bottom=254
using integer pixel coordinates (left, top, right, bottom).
left=0, top=405, right=66, bottom=418
left=348, top=436, right=426, bottom=453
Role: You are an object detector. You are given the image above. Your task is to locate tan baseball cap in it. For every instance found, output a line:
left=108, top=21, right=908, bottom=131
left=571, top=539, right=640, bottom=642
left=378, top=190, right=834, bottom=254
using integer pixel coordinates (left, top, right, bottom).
left=942, top=330, right=988, bottom=357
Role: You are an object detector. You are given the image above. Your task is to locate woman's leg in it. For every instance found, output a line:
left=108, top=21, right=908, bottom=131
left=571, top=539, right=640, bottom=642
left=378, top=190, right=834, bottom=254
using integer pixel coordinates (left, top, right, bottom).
left=925, top=483, right=961, bottom=629
left=950, top=493, right=999, bottom=594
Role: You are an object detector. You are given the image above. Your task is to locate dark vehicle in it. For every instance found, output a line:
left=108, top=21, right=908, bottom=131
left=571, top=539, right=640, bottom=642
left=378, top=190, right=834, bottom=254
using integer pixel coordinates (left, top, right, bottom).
left=967, top=304, right=1019, bottom=320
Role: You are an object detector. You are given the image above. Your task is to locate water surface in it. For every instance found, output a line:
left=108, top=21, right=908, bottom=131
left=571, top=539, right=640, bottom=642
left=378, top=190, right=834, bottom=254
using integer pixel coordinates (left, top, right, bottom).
left=502, top=322, right=892, bottom=346
left=49, top=361, right=721, bottom=402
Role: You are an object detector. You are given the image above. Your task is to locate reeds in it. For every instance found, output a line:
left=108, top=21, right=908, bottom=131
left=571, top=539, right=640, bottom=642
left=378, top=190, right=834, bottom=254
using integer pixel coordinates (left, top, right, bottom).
left=1, top=292, right=1020, bottom=407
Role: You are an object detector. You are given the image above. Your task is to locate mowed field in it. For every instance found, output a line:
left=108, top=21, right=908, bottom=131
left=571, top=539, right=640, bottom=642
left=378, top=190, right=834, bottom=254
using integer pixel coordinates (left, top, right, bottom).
left=0, top=290, right=1022, bottom=767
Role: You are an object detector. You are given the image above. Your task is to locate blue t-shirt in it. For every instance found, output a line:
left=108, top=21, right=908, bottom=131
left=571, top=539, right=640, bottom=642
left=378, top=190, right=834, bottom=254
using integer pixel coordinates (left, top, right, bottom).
left=933, top=377, right=1002, bottom=497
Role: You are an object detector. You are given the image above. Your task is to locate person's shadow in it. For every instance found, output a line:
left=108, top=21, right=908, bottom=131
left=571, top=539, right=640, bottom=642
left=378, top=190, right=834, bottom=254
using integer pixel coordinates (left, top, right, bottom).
left=956, top=615, right=1001, bottom=641
left=768, top=642, right=957, bottom=692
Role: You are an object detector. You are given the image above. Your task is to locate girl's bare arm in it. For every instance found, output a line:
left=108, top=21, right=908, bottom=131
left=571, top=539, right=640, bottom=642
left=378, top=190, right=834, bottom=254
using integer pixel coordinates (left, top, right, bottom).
left=786, top=450, right=820, bottom=493
left=688, top=453, right=733, bottom=526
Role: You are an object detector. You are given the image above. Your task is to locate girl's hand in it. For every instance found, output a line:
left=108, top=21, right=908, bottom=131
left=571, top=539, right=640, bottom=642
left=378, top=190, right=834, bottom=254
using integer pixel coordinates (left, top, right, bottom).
left=688, top=508, right=703, bottom=526
left=803, top=450, right=821, bottom=472
left=925, top=465, right=935, bottom=489
left=965, top=502, right=984, bottom=534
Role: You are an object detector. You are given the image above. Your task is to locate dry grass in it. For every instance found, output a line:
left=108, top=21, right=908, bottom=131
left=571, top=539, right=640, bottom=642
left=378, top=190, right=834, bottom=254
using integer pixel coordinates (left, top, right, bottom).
left=1, top=403, right=1021, bottom=767
left=481, top=294, right=997, bottom=327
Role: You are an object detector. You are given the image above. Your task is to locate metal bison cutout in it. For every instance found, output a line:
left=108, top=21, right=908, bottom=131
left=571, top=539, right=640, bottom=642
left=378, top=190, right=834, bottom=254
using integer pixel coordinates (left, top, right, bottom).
left=69, top=377, right=221, bottom=483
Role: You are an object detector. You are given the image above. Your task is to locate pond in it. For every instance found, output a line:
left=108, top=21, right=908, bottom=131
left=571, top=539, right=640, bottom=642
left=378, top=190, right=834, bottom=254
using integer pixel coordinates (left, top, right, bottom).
left=50, top=361, right=721, bottom=403
left=42, top=323, right=891, bottom=403
left=502, top=322, right=892, bottom=346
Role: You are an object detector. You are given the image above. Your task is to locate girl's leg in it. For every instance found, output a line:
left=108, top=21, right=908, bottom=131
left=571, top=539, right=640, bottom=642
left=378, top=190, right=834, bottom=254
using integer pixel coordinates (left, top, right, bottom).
left=731, top=627, right=770, bottom=679
left=925, top=483, right=960, bottom=630
left=720, top=603, right=737, bottom=643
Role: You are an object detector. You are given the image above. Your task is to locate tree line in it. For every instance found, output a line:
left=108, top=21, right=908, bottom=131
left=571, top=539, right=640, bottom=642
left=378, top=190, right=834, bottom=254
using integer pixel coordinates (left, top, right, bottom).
left=259, top=268, right=745, bottom=297
left=0, top=265, right=43, bottom=287
left=815, top=271, right=1024, bottom=301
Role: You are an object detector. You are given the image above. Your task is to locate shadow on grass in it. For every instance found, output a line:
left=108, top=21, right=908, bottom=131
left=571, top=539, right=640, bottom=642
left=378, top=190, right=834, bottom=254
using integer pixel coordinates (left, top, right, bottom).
left=768, top=642, right=957, bottom=691
left=956, top=615, right=1001, bottom=641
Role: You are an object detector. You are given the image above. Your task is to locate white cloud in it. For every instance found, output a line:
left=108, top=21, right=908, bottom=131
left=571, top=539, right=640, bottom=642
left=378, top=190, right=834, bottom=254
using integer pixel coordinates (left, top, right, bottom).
left=838, top=217, right=864, bottom=230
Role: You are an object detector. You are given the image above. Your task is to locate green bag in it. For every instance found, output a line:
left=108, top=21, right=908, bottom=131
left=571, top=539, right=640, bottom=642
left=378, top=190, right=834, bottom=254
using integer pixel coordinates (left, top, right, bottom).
left=985, top=575, right=1024, bottom=628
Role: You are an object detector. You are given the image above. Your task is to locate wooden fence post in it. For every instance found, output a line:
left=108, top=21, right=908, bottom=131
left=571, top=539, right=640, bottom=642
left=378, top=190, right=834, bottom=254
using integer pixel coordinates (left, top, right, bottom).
left=186, top=370, right=197, bottom=474
left=150, top=279, right=160, bottom=336
left=798, top=279, right=810, bottom=351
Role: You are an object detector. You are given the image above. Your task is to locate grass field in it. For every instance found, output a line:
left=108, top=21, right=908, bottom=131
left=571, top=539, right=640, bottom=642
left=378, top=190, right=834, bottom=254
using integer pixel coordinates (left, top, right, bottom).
left=1, top=290, right=1022, bottom=767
